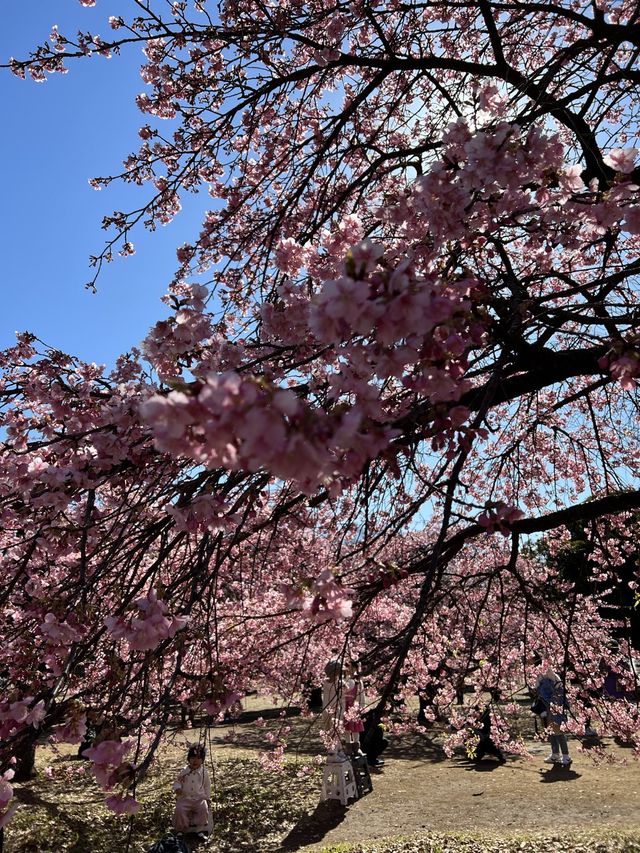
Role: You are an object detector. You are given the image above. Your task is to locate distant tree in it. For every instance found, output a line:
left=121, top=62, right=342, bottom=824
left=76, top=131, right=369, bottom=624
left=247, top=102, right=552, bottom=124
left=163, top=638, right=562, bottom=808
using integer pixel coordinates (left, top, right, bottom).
left=539, top=515, right=640, bottom=647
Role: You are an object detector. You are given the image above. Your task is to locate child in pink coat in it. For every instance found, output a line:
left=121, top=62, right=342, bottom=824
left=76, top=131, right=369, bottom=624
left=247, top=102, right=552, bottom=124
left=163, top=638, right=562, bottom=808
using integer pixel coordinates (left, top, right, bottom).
left=173, top=745, right=211, bottom=834
left=322, top=658, right=365, bottom=754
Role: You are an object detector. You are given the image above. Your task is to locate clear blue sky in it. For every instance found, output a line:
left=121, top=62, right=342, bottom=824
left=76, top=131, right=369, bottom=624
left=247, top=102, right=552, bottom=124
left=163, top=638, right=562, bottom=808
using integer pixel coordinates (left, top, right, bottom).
left=1, top=1, right=211, bottom=367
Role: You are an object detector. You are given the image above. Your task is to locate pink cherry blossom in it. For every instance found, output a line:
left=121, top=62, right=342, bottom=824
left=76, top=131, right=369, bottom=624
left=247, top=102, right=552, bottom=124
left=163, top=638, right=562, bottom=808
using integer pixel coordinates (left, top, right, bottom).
left=105, top=589, right=188, bottom=651
left=81, top=739, right=129, bottom=767
left=3, top=0, right=640, bottom=812
left=202, top=690, right=242, bottom=718
left=105, top=794, right=141, bottom=815
left=603, top=148, right=639, bottom=173
left=477, top=503, right=525, bottom=535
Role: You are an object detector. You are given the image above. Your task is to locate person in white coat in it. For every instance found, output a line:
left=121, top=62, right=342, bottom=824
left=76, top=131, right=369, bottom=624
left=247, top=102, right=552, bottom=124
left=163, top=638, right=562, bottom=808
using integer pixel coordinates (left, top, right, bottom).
left=172, top=745, right=211, bottom=833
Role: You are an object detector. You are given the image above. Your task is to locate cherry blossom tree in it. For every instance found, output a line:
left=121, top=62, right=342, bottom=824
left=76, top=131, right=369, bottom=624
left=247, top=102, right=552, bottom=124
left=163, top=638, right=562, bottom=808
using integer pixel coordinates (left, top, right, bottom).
left=3, top=0, right=640, bottom=819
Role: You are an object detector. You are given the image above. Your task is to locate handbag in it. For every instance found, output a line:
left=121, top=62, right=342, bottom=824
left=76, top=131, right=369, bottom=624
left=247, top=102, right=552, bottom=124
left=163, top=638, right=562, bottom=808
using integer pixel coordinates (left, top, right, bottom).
left=530, top=697, right=547, bottom=715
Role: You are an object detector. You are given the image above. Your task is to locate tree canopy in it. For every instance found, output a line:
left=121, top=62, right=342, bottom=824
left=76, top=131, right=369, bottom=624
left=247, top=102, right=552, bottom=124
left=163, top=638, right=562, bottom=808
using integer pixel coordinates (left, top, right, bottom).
left=2, top=0, right=640, bottom=822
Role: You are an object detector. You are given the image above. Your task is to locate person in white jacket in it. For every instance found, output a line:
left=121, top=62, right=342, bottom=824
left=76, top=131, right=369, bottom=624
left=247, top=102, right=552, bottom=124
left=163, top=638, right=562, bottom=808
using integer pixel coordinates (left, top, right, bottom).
left=172, top=745, right=211, bottom=833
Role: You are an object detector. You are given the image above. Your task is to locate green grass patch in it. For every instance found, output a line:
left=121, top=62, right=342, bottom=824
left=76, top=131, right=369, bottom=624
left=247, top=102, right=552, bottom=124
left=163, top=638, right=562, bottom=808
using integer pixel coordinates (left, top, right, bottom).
left=6, top=756, right=321, bottom=852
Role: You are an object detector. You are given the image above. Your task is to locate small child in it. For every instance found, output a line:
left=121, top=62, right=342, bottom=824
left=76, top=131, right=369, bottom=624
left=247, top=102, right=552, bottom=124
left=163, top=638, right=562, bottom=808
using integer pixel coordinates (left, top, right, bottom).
left=343, top=659, right=366, bottom=754
left=173, top=745, right=211, bottom=834
left=322, top=658, right=365, bottom=755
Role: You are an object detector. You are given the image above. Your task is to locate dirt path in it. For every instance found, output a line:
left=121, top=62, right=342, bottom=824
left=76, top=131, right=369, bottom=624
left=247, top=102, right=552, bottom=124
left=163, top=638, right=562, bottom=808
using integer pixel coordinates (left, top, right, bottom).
left=283, top=738, right=640, bottom=851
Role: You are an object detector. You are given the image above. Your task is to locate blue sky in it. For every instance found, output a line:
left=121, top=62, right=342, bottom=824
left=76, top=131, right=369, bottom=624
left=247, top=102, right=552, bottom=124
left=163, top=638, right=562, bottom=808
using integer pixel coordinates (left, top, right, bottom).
left=1, top=1, right=211, bottom=367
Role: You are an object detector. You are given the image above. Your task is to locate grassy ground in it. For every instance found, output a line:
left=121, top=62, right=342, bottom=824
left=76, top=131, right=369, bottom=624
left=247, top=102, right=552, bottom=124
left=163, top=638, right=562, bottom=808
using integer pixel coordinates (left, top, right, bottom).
left=7, top=755, right=321, bottom=852
left=5, top=699, right=640, bottom=852
left=7, top=750, right=640, bottom=853
left=318, top=833, right=640, bottom=853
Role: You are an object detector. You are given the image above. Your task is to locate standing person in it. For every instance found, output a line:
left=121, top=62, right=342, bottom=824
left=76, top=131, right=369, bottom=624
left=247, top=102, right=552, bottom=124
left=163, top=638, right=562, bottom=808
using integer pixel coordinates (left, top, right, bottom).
left=173, top=745, right=211, bottom=835
left=474, top=705, right=506, bottom=763
left=322, top=657, right=366, bottom=755
left=534, top=668, right=572, bottom=766
left=343, top=659, right=366, bottom=755
left=361, top=710, right=389, bottom=768
left=321, top=658, right=344, bottom=751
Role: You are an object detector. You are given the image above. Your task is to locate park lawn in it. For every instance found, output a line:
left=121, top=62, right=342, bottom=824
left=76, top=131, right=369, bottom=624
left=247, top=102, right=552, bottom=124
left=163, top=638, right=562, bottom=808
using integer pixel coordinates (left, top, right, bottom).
left=6, top=707, right=640, bottom=852
left=6, top=754, right=320, bottom=852
left=320, top=832, right=640, bottom=853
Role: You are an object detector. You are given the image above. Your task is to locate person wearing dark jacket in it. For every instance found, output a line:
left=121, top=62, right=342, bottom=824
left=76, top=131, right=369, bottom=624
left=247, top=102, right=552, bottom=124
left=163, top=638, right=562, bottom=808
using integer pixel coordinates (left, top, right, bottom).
left=474, top=706, right=506, bottom=763
left=361, top=709, right=389, bottom=767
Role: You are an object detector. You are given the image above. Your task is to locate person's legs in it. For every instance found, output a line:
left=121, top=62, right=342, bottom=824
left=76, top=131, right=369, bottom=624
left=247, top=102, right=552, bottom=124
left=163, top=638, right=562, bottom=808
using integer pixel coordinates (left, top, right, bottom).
left=475, top=738, right=487, bottom=761
left=364, top=734, right=387, bottom=765
left=192, top=798, right=209, bottom=828
left=550, top=720, right=571, bottom=763
left=545, top=732, right=561, bottom=762
left=174, top=796, right=206, bottom=831
left=173, top=797, right=192, bottom=831
left=485, top=738, right=506, bottom=762
left=545, top=721, right=569, bottom=764
left=362, top=712, right=383, bottom=763
left=556, top=732, right=571, bottom=763
left=345, top=729, right=361, bottom=754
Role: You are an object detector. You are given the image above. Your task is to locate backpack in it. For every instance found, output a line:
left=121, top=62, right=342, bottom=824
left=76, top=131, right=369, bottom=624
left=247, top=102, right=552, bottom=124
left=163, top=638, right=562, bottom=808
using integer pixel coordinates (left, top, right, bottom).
left=146, top=835, right=190, bottom=853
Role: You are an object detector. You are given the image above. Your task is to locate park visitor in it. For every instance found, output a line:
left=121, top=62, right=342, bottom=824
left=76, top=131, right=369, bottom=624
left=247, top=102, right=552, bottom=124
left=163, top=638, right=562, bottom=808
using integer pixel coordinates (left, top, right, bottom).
left=322, top=657, right=366, bottom=755
left=361, top=709, right=389, bottom=768
left=172, top=745, right=211, bottom=836
left=474, top=704, right=506, bottom=764
left=534, top=667, right=572, bottom=766
left=343, top=659, right=366, bottom=754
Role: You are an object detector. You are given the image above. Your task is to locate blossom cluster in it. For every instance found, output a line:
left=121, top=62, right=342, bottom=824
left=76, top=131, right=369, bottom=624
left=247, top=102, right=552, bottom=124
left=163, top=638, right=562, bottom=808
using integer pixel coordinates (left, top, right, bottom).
left=142, top=235, right=488, bottom=493
left=477, top=502, right=524, bottom=535
left=201, top=689, right=242, bottom=718
left=81, top=739, right=140, bottom=814
left=142, top=285, right=212, bottom=379
left=599, top=339, right=640, bottom=390
left=81, top=739, right=131, bottom=787
left=281, top=568, right=354, bottom=623
left=0, top=769, right=17, bottom=829
left=39, top=612, right=84, bottom=648
left=55, top=713, right=88, bottom=745
left=366, top=560, right=409, bottom=589
left=165, top=493, right=240, bottom=533
left=381, top=121, right=564, bottom=249
left=268, top=236, right=486, bottom=390
left=0, top=698, right=45, bottom=739
left=104, top=588, right=188, bottom=651
left=141, top=372, right=398, bottom=495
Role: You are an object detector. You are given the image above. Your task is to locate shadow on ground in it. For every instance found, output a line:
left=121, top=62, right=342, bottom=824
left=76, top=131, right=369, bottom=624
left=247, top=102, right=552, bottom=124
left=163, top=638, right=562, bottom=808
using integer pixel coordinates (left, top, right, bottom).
left=457, top=757, right=507, bottom=773
left=13, top=786, right=95, bottom=852
left=203, top=712, right=450, bottom=766
left=385, top=730, right=447, bottom=762
left=539, top=766, right=582, bottom=783
left=275, top=799, right=348, bottom=851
